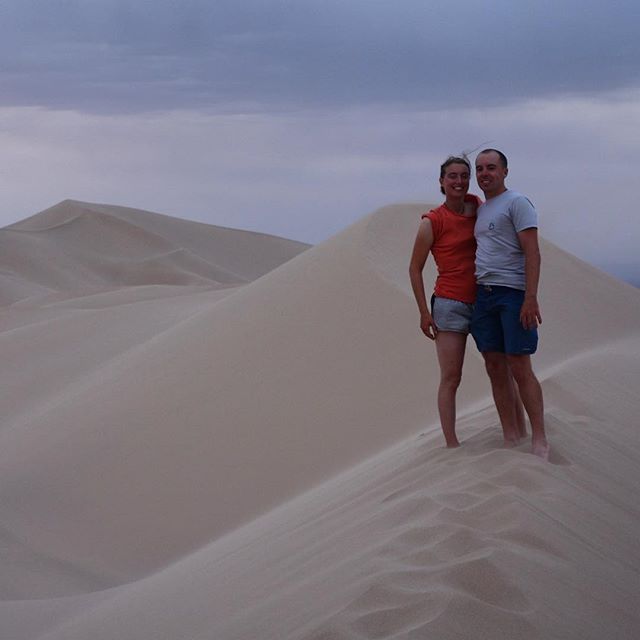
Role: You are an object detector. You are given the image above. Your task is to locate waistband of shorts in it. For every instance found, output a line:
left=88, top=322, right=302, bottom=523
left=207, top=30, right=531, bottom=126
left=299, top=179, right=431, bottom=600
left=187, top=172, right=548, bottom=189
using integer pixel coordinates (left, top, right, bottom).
left=477, top=284, right=523, bottom=293
left=433, top=295, right=474, bottom=306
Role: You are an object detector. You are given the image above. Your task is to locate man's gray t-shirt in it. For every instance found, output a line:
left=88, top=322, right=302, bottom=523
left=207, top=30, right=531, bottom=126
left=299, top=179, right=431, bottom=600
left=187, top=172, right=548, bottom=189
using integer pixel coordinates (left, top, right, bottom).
left=474, top=190, right=538, bottom=290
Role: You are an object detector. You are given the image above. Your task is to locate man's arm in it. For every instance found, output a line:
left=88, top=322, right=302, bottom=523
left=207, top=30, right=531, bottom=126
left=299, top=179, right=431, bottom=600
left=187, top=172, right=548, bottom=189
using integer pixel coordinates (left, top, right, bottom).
left=517, top=227, right=542, bottom=329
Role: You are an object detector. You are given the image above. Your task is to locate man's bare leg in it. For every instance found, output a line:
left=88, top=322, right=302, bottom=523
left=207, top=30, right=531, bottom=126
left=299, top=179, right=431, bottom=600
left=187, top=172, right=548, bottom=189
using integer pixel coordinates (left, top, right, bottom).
left=435, top=331, right=467, bottom=448
left=482, top=352, right=521, bottom=446
left=507, top=354, right=549, bottom=460
left=512, top=377, right=527, bottom=438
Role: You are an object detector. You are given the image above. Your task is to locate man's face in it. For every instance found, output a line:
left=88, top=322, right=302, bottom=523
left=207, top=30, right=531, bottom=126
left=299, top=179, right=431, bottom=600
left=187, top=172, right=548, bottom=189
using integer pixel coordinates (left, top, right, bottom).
left=475, top=151, right=508, bottom=196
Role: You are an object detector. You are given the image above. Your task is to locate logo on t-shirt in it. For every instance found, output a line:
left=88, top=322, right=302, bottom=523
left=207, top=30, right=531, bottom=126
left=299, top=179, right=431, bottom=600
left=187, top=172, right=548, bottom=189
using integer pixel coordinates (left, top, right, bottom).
left=488, top=222, right=495, bottom=230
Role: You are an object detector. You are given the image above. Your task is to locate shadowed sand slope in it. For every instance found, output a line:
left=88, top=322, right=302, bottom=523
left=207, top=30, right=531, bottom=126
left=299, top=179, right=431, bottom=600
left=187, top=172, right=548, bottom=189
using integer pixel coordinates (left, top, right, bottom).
left=0, top=203, right=639, bottom=639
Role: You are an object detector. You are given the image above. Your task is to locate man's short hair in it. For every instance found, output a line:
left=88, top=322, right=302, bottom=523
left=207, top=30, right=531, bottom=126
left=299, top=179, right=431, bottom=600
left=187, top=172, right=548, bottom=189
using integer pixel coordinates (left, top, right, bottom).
left=478, top=148, right=508, bottom=168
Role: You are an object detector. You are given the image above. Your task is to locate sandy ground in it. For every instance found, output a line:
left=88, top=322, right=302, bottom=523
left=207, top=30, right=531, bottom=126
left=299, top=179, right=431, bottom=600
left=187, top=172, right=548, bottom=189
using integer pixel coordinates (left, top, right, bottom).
left=1, top=200, right=638, bottom=639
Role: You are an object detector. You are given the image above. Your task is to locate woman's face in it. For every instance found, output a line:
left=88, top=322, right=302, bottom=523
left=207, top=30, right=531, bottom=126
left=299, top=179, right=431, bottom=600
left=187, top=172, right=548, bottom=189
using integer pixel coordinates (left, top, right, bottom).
left=440, top=163, right=470, bottom=198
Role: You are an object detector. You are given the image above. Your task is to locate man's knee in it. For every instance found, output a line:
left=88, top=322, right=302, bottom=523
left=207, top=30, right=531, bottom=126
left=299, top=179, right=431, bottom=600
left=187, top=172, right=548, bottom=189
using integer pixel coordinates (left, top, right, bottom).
left=506, top=355, right=536, bottom=384
left=483, top=352, right=509, bottom=381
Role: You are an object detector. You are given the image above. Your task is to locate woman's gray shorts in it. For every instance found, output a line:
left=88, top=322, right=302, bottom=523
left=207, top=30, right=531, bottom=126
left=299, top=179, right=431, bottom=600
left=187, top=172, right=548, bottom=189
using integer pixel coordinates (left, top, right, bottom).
left=431, top=296, right=474, bottom=334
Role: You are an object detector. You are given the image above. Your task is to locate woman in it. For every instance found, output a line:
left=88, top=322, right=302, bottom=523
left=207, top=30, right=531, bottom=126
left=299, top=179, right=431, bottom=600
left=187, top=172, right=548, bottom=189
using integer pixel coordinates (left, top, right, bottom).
left=409, top=155, right=524, bottom=447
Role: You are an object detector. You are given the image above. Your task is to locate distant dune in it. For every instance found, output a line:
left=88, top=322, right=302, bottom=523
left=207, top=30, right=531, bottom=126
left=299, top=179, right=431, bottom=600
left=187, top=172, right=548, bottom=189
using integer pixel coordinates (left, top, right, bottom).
left=0, top=199, right=309, bottom=306
left=1, top=201, right=638, bottom=639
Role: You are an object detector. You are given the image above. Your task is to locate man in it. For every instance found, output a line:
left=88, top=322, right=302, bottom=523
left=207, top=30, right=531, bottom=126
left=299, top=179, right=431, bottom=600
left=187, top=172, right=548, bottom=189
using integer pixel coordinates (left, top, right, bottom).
left=472, top=149, right=550, bottom=459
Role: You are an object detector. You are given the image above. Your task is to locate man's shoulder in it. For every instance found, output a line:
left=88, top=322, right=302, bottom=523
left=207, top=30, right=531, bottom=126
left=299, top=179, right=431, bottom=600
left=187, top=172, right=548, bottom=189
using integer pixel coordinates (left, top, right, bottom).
left=480, top=190, right=535, bottom=214
left=504, top=190, right=535, bottom=209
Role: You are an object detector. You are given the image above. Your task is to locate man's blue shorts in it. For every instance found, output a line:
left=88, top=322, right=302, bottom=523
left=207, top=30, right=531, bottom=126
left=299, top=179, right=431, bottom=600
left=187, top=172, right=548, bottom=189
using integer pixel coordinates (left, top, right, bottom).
left=470, top=285, right=538, bottom=355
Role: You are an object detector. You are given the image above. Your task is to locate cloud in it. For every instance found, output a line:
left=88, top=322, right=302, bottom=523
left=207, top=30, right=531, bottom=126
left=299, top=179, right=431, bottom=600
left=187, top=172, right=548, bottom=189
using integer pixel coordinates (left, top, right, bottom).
left=0, top=1, right=638, bottom=113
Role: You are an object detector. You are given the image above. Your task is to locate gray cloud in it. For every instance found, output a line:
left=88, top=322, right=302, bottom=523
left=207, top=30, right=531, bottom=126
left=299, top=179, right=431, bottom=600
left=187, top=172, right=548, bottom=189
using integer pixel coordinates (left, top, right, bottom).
left=1, top=1, right=638, bottom=113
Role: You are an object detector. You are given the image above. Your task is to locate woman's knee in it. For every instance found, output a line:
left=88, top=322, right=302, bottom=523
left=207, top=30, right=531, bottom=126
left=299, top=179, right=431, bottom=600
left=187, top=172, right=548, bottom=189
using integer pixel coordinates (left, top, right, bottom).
left=440, top=369, right=462, bottom=389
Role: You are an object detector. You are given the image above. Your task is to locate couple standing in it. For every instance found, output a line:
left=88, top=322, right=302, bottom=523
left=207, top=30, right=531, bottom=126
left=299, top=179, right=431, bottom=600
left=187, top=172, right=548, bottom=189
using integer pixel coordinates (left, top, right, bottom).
left=409, top=149, right=549, bottom=460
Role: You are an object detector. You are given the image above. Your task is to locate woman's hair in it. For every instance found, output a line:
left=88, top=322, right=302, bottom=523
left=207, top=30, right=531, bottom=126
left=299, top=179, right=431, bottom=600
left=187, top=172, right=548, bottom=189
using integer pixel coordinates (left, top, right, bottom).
left=439, top=155, right=471, bottom=194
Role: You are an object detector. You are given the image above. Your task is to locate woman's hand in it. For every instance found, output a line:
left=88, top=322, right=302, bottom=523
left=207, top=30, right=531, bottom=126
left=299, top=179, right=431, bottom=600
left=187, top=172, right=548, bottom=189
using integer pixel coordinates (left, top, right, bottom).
left=420, top=312, right=438, bottom=340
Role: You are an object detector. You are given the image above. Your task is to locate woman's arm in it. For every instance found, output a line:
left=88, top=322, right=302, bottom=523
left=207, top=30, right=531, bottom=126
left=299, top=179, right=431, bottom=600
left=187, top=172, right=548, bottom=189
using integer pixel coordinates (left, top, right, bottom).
left=409, top=219, right=438, bottom=339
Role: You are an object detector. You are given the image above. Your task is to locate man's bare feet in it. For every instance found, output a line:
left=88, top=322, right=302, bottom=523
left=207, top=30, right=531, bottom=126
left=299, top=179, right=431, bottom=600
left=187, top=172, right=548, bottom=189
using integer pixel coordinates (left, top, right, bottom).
left=502, top=425, right=521, bottom=448
left=503, top=435, right=520, bottom=448
left=532, top=438, right=550, bottom=461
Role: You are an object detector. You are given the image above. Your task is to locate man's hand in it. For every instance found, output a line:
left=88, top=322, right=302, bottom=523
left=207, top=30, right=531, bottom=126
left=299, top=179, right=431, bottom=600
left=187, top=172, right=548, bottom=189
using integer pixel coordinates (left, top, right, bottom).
left=520, top=295, right=542, bottom=329
left=517, top=228, right=542, bottom=330
left=420, top=312, right=438, bottom=340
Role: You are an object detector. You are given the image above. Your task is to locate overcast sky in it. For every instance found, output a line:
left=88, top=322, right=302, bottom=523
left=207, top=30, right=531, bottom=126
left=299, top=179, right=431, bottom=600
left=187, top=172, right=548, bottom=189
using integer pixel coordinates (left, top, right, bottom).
left=1, top=0, right=639, bottom=284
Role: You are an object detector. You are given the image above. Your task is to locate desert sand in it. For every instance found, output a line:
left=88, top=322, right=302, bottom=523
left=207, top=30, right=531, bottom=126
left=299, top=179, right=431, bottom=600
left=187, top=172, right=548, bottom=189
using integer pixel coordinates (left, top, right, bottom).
left=0, top=200, right=639, bottom=639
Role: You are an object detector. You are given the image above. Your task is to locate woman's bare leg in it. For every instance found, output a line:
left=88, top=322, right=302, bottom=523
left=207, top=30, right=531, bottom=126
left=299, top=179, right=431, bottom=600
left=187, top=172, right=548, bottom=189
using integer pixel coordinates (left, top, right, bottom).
left=435, top=331, right=467, bottom=447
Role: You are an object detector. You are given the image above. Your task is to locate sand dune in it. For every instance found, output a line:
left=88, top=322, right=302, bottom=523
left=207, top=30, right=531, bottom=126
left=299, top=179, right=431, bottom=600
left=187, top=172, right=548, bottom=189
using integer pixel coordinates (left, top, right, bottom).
left=0, top=202, right=639, bottom=639
left=0, top=200, right=309, bottom=305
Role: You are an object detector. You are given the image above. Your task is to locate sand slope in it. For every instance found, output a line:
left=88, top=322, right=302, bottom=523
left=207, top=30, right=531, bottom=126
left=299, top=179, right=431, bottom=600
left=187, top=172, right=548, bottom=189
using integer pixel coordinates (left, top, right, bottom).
left=0, top=202, right=639, bottom=639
